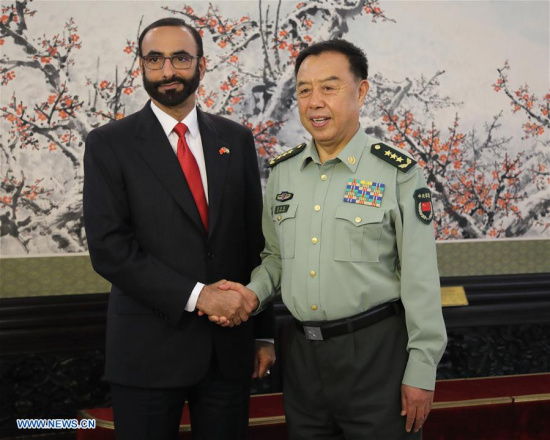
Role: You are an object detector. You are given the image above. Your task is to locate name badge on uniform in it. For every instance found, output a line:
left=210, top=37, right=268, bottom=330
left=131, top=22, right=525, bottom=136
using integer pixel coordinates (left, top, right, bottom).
left=274, top=205, right=289, bottom=214
left=413, top=188, right=434, bottom=224
left=343, top=179, right=385, bottom=208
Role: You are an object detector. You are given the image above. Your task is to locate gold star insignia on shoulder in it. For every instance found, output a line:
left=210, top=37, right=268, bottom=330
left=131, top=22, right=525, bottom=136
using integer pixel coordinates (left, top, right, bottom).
left=370, top=142, right=417, bottom=173
left=269, top=143, right=306, bottom=168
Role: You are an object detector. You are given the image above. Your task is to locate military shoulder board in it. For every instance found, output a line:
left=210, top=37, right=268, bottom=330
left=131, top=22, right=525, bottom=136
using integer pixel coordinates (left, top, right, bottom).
left=370, top=142, right=417, bottom=173
left=268, top=143, right=306, bottom=168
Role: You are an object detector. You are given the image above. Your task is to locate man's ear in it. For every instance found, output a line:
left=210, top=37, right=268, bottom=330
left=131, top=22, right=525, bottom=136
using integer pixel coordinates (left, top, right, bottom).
left=198, top=57, right=206, bottom=81
left=358, top=80, right=369, bottom=105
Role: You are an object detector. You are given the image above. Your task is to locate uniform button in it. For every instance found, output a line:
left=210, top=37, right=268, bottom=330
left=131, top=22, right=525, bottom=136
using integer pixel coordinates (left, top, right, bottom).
left=311, top=305, right=318, bottom=311
left=207, top=252, right=215, bottom=259
left=309, top=270, right=316, bottom=277
left=277, top=215, right=282, bottom=221
left=314, top=205, right=321, bottom=212
left=355, top=216, right=361, bottom=223
left=311, top=237, right=318, bottom=244
left=320, top=174, right=327, bottom=181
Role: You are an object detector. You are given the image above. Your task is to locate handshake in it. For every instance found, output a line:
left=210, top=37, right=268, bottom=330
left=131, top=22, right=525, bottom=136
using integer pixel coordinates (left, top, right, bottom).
left=196, top=280, right=258, bottom=327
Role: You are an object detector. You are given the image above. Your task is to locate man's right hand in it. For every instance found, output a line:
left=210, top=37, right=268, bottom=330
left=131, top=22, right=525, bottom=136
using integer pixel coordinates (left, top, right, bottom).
left=195, top=280, right=255, bottom=326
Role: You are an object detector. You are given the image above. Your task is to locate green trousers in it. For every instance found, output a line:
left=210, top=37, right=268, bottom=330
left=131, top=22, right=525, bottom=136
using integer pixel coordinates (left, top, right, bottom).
left=283, top=311, right=422, bottom=440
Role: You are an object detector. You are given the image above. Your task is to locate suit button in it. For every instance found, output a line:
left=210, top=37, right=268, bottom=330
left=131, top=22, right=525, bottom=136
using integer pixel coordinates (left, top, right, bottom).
left=207, top=252, right=215, bottom=259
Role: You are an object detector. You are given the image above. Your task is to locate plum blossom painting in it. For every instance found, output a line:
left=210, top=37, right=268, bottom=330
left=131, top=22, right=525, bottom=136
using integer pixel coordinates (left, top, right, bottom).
left=1, top=0, right=548, bottom=258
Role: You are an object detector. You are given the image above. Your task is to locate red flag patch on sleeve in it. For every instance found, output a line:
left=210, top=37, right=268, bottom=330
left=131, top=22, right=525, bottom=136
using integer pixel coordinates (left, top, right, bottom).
left=413, top=188, right=434, bottom=224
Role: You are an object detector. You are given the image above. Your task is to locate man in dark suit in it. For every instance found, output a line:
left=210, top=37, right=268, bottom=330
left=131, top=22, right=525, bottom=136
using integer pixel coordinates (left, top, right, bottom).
left=83, top=18, right=275, bottom=440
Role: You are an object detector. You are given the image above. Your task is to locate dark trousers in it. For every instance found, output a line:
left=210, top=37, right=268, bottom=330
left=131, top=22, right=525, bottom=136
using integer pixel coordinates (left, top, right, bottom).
left=283, top=311, right=421, bottom=440
left=110, top=355, right=250, bottom=440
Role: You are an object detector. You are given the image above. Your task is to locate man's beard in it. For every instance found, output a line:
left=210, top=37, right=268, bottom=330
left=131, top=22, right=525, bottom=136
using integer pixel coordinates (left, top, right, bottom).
left=142, top=65, right=201, bottom=107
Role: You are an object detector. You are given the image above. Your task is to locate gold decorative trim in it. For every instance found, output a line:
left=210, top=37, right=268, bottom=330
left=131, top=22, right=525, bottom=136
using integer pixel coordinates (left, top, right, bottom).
left=433, top=397, right=512, bottom=409
left=77, top=410, right=114, bottom=430
left=436, top=372, right=550, bottom=382
left=513, top=393, right=550, bottom=403
left=245, top=393, right=286, bottom=426
left=251, top=392, right=283, bottom=398
left=249, top=415, right=286, bottom=426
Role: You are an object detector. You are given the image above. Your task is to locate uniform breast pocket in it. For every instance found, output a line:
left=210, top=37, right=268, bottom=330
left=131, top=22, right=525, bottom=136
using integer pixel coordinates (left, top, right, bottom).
left=273, top=204, right=298, bottom=259
left=334, top=205, right=385, bottom=262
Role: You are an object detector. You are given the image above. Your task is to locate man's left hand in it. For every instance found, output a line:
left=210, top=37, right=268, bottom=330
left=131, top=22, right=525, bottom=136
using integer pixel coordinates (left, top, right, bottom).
left=401, top=384, right=434, bottom=433
left=253, top=341, right=276, bottom=379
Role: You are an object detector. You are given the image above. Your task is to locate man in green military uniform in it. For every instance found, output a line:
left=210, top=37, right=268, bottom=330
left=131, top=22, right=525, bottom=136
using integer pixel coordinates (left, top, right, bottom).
left=213, top=39, right=447, bottom=439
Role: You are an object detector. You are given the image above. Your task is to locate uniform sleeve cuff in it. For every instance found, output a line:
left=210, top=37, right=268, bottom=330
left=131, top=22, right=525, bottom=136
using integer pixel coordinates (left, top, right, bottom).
left=246, top=280, right=272, bottom=315
left=402, top=354, right=437, bottom=391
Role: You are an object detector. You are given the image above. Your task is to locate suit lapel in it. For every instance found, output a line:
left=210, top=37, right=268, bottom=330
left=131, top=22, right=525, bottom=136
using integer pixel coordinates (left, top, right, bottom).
left=198, top=109, right=230, bottom=238
left=133, top=102, right=204, bottom=233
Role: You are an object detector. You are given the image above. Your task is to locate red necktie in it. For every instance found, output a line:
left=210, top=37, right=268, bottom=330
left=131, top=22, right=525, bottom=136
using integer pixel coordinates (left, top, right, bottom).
left=173, top=122, right=208, bottom=231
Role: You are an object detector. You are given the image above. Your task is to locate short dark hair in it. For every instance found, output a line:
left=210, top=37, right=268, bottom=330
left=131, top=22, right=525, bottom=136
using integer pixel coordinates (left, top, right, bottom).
left=138, top=18, right=204, bottom=57
left=295, top=39, right=368, bottom=80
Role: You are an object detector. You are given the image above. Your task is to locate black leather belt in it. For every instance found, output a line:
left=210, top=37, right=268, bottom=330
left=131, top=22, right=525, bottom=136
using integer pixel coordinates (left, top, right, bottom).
left=295, top=300, right=403, bottom=341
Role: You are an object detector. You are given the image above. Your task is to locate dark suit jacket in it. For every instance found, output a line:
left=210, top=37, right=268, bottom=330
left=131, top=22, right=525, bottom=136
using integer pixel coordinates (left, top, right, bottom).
left=83, top=102, right=272, bottom=388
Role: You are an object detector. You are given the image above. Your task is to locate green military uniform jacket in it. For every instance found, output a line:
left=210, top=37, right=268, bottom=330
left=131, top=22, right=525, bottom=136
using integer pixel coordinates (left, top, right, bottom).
left=248, top=127, right=447, bottom=390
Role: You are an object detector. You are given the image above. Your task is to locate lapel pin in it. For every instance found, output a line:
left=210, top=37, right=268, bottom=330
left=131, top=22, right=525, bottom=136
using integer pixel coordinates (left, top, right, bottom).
left=219, top=147, right=230, bottom=155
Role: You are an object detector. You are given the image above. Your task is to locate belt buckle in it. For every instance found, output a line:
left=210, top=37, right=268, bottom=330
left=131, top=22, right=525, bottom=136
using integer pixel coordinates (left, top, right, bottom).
left=303, top=326, right=323, bottom=341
